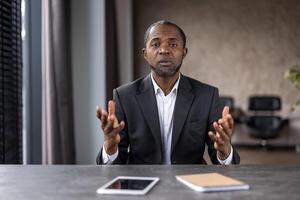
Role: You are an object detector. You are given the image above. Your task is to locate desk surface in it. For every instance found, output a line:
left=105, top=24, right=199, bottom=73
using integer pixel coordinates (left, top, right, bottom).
left=0, top=165, right=299, bottom=200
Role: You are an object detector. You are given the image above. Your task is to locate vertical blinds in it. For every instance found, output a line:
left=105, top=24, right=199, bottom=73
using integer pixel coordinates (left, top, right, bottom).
left=0, top=0, right=22, bottom=164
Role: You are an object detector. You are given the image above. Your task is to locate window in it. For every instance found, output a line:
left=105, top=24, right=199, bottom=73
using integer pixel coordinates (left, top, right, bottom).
left=0, top=0, right=23, bottom=164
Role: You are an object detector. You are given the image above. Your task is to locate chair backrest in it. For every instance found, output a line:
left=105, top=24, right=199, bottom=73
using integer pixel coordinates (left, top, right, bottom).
left=248, top=96, right=281, bottom=111
left=219, top=96, right=234, bottom=110
left=247, top=95, right=282, bottom=139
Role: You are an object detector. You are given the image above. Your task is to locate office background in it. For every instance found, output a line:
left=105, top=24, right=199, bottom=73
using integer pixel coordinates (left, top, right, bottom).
left=133, top=0, right=300, bottom=116
left=1, top=0, right=300, bottom=164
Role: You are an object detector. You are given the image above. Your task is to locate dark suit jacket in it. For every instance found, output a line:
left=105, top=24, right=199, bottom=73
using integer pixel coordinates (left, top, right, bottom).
left=97, top=74, right=240, bottom=164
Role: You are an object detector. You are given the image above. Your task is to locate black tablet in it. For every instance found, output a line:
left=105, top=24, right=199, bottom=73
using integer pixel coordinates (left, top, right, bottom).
left=97, top=176, right=160, bottom=195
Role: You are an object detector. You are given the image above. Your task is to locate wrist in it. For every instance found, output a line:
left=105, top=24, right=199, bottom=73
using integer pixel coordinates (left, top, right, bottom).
left=104, top=141, right=118, bottom=155
left=218, top=144, right=231, bottom=160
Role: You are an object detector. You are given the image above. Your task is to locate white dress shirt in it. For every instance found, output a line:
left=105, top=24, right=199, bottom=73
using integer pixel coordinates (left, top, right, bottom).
left=151, top=73, right=179, bottom=164
left=102, top=73, right=233, bottom=164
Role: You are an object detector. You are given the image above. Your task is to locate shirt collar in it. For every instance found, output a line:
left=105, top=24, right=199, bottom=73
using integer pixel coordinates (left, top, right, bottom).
left=150, top=73, right=181, bottom=95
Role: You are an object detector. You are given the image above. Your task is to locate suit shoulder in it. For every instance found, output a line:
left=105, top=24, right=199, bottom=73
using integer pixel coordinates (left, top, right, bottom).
left=114, top=76, right=145, bottom=95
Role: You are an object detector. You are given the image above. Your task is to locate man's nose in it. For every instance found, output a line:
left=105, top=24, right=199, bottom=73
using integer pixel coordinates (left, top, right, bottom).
left=158, top=44, right=170, bottom=55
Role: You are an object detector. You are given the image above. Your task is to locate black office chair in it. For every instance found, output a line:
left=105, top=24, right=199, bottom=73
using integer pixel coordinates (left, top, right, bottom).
left=219, top=96, right=246, bottom=123
left=246, top=96, right=284, bottom=139
left=219, top=96, right=234, bottom=110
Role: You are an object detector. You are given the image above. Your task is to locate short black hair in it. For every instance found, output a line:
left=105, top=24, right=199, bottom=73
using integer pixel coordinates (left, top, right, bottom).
left=144, top=20, right=187, bottom=48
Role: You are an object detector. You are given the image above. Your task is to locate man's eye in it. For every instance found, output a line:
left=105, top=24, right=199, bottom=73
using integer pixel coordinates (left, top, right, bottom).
left=170, top=43, right=177, bottom=47
left=151, top=43, right=159, bottom=47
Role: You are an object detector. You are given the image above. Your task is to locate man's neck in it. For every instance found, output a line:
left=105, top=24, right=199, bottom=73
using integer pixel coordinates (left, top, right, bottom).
left=152, top=72, right=180, bottom=96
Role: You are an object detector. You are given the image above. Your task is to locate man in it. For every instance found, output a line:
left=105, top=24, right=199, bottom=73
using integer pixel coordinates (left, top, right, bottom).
left=96, top=20, right=240, bottom=165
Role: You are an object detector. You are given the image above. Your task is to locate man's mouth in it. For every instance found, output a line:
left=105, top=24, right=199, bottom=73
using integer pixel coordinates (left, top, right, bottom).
left=158, top=60, right=172, bottom=66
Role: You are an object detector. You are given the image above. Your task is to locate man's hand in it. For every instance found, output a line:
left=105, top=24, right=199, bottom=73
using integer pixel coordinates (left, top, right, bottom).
left=208, top=106, right=234, bottom=160
left=96, top=100, right=125, bottom=155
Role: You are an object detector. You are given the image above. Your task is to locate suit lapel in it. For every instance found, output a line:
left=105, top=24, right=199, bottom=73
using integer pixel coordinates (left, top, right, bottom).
left=171, top=75, right=195, bottom=153
left=136, top=75, right=162, bottom=150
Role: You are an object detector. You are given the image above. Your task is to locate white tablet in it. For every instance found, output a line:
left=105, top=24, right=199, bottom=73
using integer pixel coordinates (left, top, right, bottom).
left=97, top=176, right=160, bottom=195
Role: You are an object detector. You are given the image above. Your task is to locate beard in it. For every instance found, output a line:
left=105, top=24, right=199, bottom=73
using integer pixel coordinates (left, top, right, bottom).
left=150, top=61, right=182, bottom=78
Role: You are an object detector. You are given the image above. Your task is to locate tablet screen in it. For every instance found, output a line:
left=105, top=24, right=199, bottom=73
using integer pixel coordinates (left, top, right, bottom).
left=107, top=179, right=154, bottom=190
left=97, top=176, right=160, bottom=195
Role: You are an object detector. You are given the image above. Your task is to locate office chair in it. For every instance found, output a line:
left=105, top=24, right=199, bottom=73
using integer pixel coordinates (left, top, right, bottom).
left=246, top=96, right=284, bottom=140
left=219, top=96, right=246, bottom=123
left=219, top=96, right=234, bottom=110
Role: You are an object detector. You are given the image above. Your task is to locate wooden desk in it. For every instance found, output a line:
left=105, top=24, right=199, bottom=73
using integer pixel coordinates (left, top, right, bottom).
left=0, top=165, right=299, bottom=200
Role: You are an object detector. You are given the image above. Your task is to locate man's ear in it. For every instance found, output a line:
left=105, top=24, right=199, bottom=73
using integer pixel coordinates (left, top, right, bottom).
left=142, top=48, right=147, bottom=59
left=183, top=48, right=188, bottom=58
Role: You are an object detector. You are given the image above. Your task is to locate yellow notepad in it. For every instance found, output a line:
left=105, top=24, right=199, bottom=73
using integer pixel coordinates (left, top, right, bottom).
left=176, top=173, right=250, bottom=192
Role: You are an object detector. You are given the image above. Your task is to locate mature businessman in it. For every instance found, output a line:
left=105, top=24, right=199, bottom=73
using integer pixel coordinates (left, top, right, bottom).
left=96, top=20, right=240, bottom=165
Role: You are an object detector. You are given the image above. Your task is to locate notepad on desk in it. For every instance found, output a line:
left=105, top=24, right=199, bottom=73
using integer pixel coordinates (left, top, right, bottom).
left=176, top=173, right=250, bottom=192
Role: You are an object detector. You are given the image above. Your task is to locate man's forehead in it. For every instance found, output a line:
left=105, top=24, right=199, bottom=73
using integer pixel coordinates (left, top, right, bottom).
left=148, top=24, right=181, bottom=40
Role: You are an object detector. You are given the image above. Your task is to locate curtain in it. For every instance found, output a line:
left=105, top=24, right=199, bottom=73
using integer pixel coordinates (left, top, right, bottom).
left=42, top=0, right=75, bottom=164
left=105, top=0, right=120, bottom=101
left=0, top=0, right=23, bottom=164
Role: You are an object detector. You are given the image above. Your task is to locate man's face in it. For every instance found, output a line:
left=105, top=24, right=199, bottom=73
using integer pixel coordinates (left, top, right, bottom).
left=143, top=24, right=187, bottom=78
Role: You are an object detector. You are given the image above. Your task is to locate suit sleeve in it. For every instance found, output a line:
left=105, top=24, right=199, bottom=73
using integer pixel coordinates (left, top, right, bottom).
left=205, top=88, right=240, bottom=165
left=96, top=89, right=129, bottom=164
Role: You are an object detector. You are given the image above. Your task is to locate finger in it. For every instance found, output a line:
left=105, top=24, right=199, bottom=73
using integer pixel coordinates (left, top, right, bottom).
left=100, top=110, right=108, bottom=129
left=214, top=142, right=220, bottom=151
left=104, top=115, right=114, bottom=134
left=218, top=118, right=231, bottom=137
left=227, top=114, right=234, bottom=130
left=208, top=131, right=218, bottom=142
left=222, top=106, right=230, bottom=119
left=108, top=100, right=115, bottom=117
left=108, top=100, right=119, bottom=128
left=215, top=132, right=225, bottom=145
left=119, top=121, right=125, bottom=130
left=110, top=114, right=120, bottom=129
left=209, top=131, right=224, bottom=148
left=213, top=121, right=223, bottom=133
left=213, top=122, right=229, bottom=142
left=110, top=121, right=125, bottom=136
left=96, top=106, right=101, bottom=119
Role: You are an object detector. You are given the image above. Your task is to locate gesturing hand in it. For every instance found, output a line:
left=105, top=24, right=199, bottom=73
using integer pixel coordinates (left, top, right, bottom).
left=208, top=106, right=234, bottom=160
left=96, top=100, right=125, bottom=155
